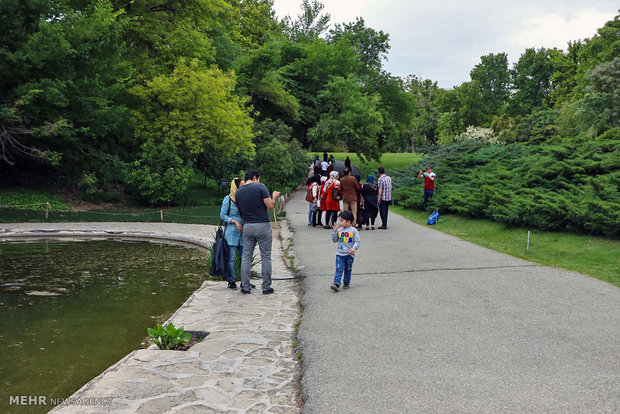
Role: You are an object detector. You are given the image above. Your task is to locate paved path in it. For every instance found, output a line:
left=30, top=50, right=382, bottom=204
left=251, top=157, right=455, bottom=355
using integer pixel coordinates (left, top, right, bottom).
left=2, top=222, right=302, bottom=413
left=285, top=192, right=620, bottom=413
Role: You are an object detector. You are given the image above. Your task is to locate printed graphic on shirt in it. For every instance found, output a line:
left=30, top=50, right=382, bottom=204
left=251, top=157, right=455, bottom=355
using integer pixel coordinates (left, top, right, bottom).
left=338, top=230, right=353, bottom=243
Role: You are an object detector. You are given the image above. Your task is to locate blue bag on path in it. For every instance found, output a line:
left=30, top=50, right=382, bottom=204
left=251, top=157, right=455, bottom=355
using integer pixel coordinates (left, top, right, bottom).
left=427, top=210, right=440, bottom=225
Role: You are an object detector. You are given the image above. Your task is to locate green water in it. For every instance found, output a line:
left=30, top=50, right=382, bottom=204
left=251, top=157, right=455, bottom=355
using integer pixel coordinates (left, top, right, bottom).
left=0, top=239, right=207, bottom=414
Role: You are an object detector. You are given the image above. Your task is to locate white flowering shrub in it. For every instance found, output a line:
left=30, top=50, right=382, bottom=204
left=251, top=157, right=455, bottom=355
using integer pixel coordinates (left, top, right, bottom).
left=455, top=126, right=503, bottom=144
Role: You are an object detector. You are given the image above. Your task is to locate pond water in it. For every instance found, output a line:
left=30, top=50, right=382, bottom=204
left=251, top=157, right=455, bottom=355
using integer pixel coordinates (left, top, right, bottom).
left=0, top=239, right=207, bottom=414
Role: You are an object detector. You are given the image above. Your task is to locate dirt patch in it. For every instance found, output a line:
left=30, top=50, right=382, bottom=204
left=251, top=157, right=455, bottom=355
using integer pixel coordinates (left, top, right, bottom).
left=174, top=331, right=210, bottom=351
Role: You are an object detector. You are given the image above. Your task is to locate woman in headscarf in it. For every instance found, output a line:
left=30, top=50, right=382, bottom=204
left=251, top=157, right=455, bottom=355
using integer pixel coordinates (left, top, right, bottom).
left=360, top=174, right=378, bottom=230
left=319, top=175, right=328, bottom=227
left=321, top=170, right=341, bottom=228
left=220, top=178, right=244, bottom=289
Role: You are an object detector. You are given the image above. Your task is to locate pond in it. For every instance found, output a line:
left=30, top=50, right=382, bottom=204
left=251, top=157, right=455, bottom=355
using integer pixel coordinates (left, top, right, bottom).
left=0, top=239, right=207, bottom=414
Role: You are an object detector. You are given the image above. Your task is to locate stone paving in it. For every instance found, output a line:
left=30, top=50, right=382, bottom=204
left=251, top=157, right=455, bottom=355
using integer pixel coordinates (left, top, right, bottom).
left=1, top=222, right=302, bottom=413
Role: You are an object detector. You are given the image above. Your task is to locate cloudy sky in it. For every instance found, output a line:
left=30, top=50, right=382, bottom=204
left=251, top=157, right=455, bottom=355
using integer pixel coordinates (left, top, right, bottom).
left=271, top=0, right=618, bottom=88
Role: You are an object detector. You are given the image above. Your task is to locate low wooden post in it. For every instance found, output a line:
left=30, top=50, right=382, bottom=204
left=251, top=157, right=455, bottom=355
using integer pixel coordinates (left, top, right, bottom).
left=160, top=210, right=164, bottom=221
left=45, top=202, right=50, bottom=219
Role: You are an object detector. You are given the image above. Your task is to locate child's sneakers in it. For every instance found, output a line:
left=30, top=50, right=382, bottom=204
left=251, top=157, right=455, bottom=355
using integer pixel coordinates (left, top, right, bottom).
left=330, top=284, right=339, bottom=292
left=343, top=283, right=350, bottom=289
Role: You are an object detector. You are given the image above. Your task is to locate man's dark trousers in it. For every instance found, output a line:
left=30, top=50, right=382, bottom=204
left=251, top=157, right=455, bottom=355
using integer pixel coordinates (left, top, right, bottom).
left=379, top=200, right=389, bottom=227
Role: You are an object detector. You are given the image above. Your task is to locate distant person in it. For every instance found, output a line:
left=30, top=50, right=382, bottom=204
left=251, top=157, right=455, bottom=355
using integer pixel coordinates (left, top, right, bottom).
left=305, top=176, right=314, bottom=226
left=340, top=167, right=360, bottom=226
left=344, top=156, right=351, bottom=170
left=320, top=158, right=329, bottom=177
left=417, top=165, right=436, bottom=211
left=309, top=175, right=322, bottom=227
left=328, top=154, right=335, bottom=165
left=220, top=178, right=244, bottom=290
left=360, top=174, right=378, bottom=230
left=377, top=166, right=392, bottom=229
left=323, top=151, right=328, bottom=162
left=354, top=174, right=362, bottom=228
left=313, top=155, right=322, bottom=175
left=234, top=169, right=281, bottom=295
left=330, top=210, right=360, bottom=292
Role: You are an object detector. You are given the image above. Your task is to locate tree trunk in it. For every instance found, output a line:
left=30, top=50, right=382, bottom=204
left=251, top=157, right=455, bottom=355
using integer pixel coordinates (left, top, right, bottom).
left=408, top=131, right=415, bottom=153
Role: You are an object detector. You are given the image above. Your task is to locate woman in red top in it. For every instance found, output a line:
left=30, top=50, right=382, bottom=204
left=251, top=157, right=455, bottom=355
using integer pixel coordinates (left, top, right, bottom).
left=321, top=171, right=341, bottom=228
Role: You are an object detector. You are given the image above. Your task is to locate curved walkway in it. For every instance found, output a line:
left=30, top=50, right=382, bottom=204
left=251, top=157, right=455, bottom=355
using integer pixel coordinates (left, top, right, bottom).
left=2, top=222, right=301, bottom=413
left=284, top=191, right=620, bottom=413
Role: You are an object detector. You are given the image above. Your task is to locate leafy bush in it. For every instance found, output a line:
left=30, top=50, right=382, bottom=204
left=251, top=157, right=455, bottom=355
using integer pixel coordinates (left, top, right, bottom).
left=147, top=323, right=191, bottom=350
left=124, top=141, right=192, bottom=205
left=392, top=140, right=620, bottom=237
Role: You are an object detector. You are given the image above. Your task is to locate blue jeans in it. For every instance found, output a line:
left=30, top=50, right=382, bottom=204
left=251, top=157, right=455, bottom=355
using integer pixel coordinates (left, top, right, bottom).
left=334, top=254, right=355, bottom=286
left=308, top=202, right=313, bottom=225
left=423, top=189, right=434, bottom=210
left=241, top=222, right=272, bottom=291
left=227, top=245, right=243, bottom=283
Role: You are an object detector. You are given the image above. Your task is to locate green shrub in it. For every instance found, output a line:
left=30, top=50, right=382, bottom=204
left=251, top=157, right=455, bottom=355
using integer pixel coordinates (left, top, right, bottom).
left=124, top=142, right=192, bottom=205
left=392, top=140, right=620, bottom=237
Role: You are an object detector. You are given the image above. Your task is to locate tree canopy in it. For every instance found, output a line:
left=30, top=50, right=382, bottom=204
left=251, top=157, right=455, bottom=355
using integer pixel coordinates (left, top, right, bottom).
left=1, top=0, right=618, bottom=211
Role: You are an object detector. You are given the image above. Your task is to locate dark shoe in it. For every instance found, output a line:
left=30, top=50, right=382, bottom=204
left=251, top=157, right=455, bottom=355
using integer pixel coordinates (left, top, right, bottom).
left=330, top=284, right=339, bottom=292
left=228, top=282, right=237, bottom=290
left=371, top=226, right=375, bottom=230
left=378, top=226, right=387, bottom=229
left=250, top=283, right=256, bottom=289
left=343, top=283, right=350, bottom=289
left=323, top=225, right=331, bottom=229
left=262, top=288, right=275, bottom=295
left=240, top=288, right=252, bottom=294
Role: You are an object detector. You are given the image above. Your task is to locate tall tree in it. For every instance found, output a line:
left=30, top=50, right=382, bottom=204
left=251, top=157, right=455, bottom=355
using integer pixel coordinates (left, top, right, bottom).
left=130, top=58, right=255, bottom=160
left=282, top=0, right=330, bottom=43
left=405, top=75, right=439, bottom=148
left=328, top=17, right=390, bottom=72
left=307, top=76, right=383, bottom=160
left=0, top=0, right=131, bottom=180
left=235, top=39, right=300, bottom=122
left=508, top=48, right=554, bottom=116
left=470, top=52, right=510, bottom=116
left=227, top=0, right=283, bottom=51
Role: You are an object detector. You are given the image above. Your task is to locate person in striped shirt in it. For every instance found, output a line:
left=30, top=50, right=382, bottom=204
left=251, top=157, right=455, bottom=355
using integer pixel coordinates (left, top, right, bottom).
left=377, top=166, right=392, bottom=229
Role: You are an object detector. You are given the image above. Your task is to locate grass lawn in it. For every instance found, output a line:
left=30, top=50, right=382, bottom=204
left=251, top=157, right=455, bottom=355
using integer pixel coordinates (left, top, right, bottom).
left=392, top=206, right=620, bottom=289
left=321, top=152, right=422, bottom=177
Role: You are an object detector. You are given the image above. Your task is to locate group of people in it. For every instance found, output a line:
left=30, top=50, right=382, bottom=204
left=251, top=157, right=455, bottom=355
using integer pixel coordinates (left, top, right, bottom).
left=307, top=156, right=393, bottom=231
left=217, top=161, right=435, bottom=297
left=219, top=169, right=280, bottom=295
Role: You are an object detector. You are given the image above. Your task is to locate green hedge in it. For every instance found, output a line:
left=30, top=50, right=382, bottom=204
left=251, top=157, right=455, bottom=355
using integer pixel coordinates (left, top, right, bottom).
left=393, top=137, right=620, bottom=238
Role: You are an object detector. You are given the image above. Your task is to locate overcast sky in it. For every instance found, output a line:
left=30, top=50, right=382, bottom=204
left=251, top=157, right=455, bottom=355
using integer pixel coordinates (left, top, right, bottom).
left=271, top=0, right=619, bottom=88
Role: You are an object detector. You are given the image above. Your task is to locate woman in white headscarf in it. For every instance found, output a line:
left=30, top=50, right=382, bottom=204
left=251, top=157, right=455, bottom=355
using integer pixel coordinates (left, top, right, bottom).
left=321, top=170, right=341, bottom=228
left=220, top=178, right=244, bottom=290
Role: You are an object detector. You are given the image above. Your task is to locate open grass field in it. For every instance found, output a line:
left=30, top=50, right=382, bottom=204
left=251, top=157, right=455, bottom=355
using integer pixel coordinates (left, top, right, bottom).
left=393, top=206, right=620, bottom=289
